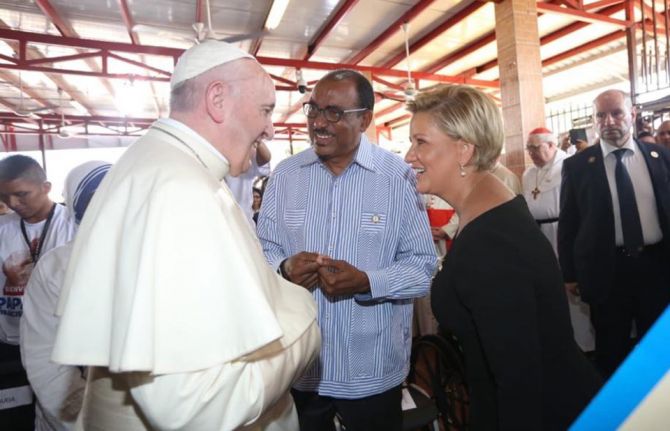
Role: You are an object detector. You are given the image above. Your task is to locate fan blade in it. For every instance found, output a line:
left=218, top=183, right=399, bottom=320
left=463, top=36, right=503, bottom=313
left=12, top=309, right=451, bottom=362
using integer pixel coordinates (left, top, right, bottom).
left=14, top=106, right=54, bottom=116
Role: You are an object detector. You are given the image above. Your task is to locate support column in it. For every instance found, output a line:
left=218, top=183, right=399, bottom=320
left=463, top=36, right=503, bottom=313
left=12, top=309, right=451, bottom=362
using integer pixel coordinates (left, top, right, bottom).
left=494, top=0, right=545, bottom=176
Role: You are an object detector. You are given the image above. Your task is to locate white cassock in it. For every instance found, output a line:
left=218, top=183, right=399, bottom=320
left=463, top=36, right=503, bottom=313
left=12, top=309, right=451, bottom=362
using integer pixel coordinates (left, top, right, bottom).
left=20, top=243, right=84, bottom=431
left=522, top=149, right=595, bottom=352
left=51, top=119, right=321, bottom=431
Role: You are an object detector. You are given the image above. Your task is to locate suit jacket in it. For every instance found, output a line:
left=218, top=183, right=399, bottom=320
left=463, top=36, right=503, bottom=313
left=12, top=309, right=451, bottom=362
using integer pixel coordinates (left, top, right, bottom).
left=558, top=140, right=670, bottom=303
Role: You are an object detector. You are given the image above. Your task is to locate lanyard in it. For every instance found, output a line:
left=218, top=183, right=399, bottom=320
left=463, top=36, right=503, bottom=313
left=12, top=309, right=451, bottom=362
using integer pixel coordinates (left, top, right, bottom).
left=20, top=203, right=56, bottom=264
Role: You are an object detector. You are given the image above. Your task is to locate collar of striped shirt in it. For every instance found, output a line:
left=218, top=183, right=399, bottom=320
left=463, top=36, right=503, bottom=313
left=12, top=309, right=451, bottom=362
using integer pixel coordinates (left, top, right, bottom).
left=300, top=134, right=377, bottom=172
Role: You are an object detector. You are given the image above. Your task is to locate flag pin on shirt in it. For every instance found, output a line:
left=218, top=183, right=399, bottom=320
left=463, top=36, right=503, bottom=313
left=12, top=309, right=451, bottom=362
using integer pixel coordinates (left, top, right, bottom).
left=372, top=214, right=381, bottom=223
left=588, top=156, right=596, bottom=163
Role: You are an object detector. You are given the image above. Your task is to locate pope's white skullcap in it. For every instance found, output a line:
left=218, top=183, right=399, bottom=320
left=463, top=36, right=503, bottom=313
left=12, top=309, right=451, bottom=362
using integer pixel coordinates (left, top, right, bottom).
left=171, top=40, right=255, bottom=88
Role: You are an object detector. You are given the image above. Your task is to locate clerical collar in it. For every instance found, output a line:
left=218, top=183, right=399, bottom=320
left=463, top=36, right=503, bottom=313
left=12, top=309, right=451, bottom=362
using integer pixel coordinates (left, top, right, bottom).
left=159, top=118, right=230, bottom=166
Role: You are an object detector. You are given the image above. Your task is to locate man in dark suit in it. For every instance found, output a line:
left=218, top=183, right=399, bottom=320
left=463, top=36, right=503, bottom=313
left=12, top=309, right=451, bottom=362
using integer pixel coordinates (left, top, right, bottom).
left=558, top=89, right=670, bottom=378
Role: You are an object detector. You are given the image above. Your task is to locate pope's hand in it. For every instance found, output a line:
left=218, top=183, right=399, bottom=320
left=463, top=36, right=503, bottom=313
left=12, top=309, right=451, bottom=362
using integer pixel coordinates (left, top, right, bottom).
left=317, top=258, right=370, bottom=297
left=283, top=252, right=321, bottom=289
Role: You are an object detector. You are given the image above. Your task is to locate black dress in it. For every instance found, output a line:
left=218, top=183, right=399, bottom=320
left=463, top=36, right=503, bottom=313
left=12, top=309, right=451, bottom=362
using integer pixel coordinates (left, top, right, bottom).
left=431, top=196, right=601, bottom=430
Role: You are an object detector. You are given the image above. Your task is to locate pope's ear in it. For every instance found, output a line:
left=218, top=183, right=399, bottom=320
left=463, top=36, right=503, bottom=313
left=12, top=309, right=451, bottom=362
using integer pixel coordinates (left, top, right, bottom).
left=205, top=81, right=229, bottom=123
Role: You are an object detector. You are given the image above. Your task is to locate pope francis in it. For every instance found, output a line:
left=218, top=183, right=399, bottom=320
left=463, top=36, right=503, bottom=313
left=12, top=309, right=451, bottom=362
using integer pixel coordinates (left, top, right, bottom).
left=50, top=41, right=321, bottom=430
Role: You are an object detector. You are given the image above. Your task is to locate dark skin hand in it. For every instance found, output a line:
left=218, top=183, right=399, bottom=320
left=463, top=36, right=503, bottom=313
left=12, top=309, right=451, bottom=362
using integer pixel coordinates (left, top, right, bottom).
left=283, top=252, right=322, bottom=289
left=316, top=256, right=370, bottom=296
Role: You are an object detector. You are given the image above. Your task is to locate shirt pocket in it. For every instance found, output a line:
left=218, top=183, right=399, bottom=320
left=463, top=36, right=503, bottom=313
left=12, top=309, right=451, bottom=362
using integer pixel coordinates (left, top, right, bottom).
left=283, top=208, right=306, bottom=252
left=360, top=212, right=387, bottom=231
left=357, top=212, right=387, bottom=269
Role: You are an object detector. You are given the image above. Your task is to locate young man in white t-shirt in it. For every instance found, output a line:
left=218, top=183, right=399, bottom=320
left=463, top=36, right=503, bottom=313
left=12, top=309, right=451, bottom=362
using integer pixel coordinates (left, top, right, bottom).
left=0, top=155, right=75, bottom=428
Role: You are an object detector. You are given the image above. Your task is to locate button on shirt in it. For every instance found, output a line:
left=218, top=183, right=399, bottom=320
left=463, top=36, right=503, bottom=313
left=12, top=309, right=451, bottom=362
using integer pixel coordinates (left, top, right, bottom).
left=600, top=137, right=663, bottom=246
left=257, top=135, right=437, bottom=398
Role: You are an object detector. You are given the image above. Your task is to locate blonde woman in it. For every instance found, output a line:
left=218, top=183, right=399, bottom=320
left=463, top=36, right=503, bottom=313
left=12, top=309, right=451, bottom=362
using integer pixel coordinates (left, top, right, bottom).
left=404, top=85, right=601, bottom=430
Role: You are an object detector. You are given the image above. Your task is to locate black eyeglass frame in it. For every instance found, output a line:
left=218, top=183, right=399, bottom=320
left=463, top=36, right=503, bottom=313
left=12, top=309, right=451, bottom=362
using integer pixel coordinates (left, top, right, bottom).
left=302, top=102, right=368, bottom=123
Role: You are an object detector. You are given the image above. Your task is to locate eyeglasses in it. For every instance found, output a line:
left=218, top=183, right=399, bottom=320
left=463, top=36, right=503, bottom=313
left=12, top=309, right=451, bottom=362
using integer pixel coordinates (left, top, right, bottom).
left=303, top=102, right=368, bottom=123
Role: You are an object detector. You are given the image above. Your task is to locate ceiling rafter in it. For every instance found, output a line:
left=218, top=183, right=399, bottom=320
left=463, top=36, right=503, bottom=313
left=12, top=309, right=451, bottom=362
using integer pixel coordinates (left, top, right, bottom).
left=0, top=19, right=98, bottom=115
left=0, top=69, right=53, bottom=109
left=475, top=2, right=626, bottom=74
left=195, top=0, right=205, bottom=24
left=116, top=0, right=163, bottom=117
left=542, top=30, right=626, bottom=68
left=0, top=40, right=498, bottom=88
left=250, top=2, right=275, bottom=56
left=345, top=0, right=438, bottom=65
left=535, top=2, right=632, bottom=27
left=424, top=31, right=495, bottom=74
left=303, top=0, right=360, bottom=60
left=544, top=42, right=627, bottom=77
left=35, top=0, right=117, bottom=101
left=583, top=0, right=624, bottom=11
left=34, top=0, right=76, bottom=36
left=379, top=0, right=486, bottom=69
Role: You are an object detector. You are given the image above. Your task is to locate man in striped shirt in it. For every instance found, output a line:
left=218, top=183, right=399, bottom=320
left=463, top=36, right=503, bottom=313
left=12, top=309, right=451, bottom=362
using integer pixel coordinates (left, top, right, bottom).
left=258, top=69, right=436, bottom=430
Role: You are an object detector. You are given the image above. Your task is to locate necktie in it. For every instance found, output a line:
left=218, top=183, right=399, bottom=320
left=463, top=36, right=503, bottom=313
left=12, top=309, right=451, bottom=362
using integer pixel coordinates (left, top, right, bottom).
left=613, top=149, right=644, bottom=253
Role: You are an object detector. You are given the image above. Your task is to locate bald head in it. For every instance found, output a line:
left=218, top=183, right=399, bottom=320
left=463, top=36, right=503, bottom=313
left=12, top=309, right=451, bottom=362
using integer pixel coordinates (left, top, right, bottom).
left=593, top=89, right=635, bottom=148
left=656, top=120, right=670, bottom=148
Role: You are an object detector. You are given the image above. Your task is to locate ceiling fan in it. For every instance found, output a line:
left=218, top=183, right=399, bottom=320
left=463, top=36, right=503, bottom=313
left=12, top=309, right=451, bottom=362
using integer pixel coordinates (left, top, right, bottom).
left=133, top=0, right=265, bottom=45
left=375, top=23, right=418, bottom=104
left=56, top=88, right=74, bottom=139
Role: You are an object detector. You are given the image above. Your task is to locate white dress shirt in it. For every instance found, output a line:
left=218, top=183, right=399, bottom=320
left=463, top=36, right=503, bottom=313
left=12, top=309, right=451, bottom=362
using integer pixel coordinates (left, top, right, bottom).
left=600, top=137, right=663, bottom=246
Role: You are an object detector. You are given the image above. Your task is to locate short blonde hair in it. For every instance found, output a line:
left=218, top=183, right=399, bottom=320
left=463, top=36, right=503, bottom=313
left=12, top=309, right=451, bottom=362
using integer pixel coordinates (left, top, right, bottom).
left=407, top=85, right=504, bottom=171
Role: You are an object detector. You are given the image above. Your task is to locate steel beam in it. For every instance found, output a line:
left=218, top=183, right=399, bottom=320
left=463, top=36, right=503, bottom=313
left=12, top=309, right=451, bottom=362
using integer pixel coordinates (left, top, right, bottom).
left=33, top=1, right=117, bottom=101
left=257, top=55, right=500, bottom=88
left=380, top=0, right=486, bottom=69
left=476, top=2, right=626, bottom=74
left=424, top=31, right=496, bottom=74
left=35, top=0, right=75, bottom=37
left=304, top=0, right=360, bottom=60
left=0, top=28, right=182, bottom=59
left=117, top=0, right=139, bottom=44
left=116, top=0, right=163, bottom=116
left=542, top=30, right=626, bottom=67
left=0, top=70, right=52, bottom=109
left=535, top=2, right=632, bottom=27
left=0, top=19, right=98, bottom=115
left=583, top=0, right=625, bottom=11
left=346, top=0, right=438, bottom=65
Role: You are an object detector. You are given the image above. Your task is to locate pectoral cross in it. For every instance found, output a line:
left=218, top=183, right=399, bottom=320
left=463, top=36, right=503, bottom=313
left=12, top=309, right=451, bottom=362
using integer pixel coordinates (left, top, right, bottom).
left=531, top=187, right=540, bottom=199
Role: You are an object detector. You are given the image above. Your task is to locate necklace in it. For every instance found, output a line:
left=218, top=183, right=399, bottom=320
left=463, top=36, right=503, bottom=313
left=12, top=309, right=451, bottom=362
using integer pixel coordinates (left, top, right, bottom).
left=20, top=203, right=56, bottom=263
left=532, top=165, right=552, bottom=199
left=154, top=126, right=208, bottom=169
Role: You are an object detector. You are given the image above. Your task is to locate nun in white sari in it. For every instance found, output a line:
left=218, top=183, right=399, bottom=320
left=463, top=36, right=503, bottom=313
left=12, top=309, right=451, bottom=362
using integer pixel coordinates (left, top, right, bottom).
left=20, top=161, right=111, bottom=431
left=50, top=40, right=320, bottom=431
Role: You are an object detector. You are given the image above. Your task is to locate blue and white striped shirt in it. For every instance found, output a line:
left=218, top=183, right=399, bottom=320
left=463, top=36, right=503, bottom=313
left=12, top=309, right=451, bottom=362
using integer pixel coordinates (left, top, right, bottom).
left=257, top=135, right=437, bottom=398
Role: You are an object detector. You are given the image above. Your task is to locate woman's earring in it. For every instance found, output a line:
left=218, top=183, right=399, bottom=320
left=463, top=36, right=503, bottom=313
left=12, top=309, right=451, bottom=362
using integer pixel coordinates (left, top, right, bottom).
left=459, top=164, right=466, bottom=177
